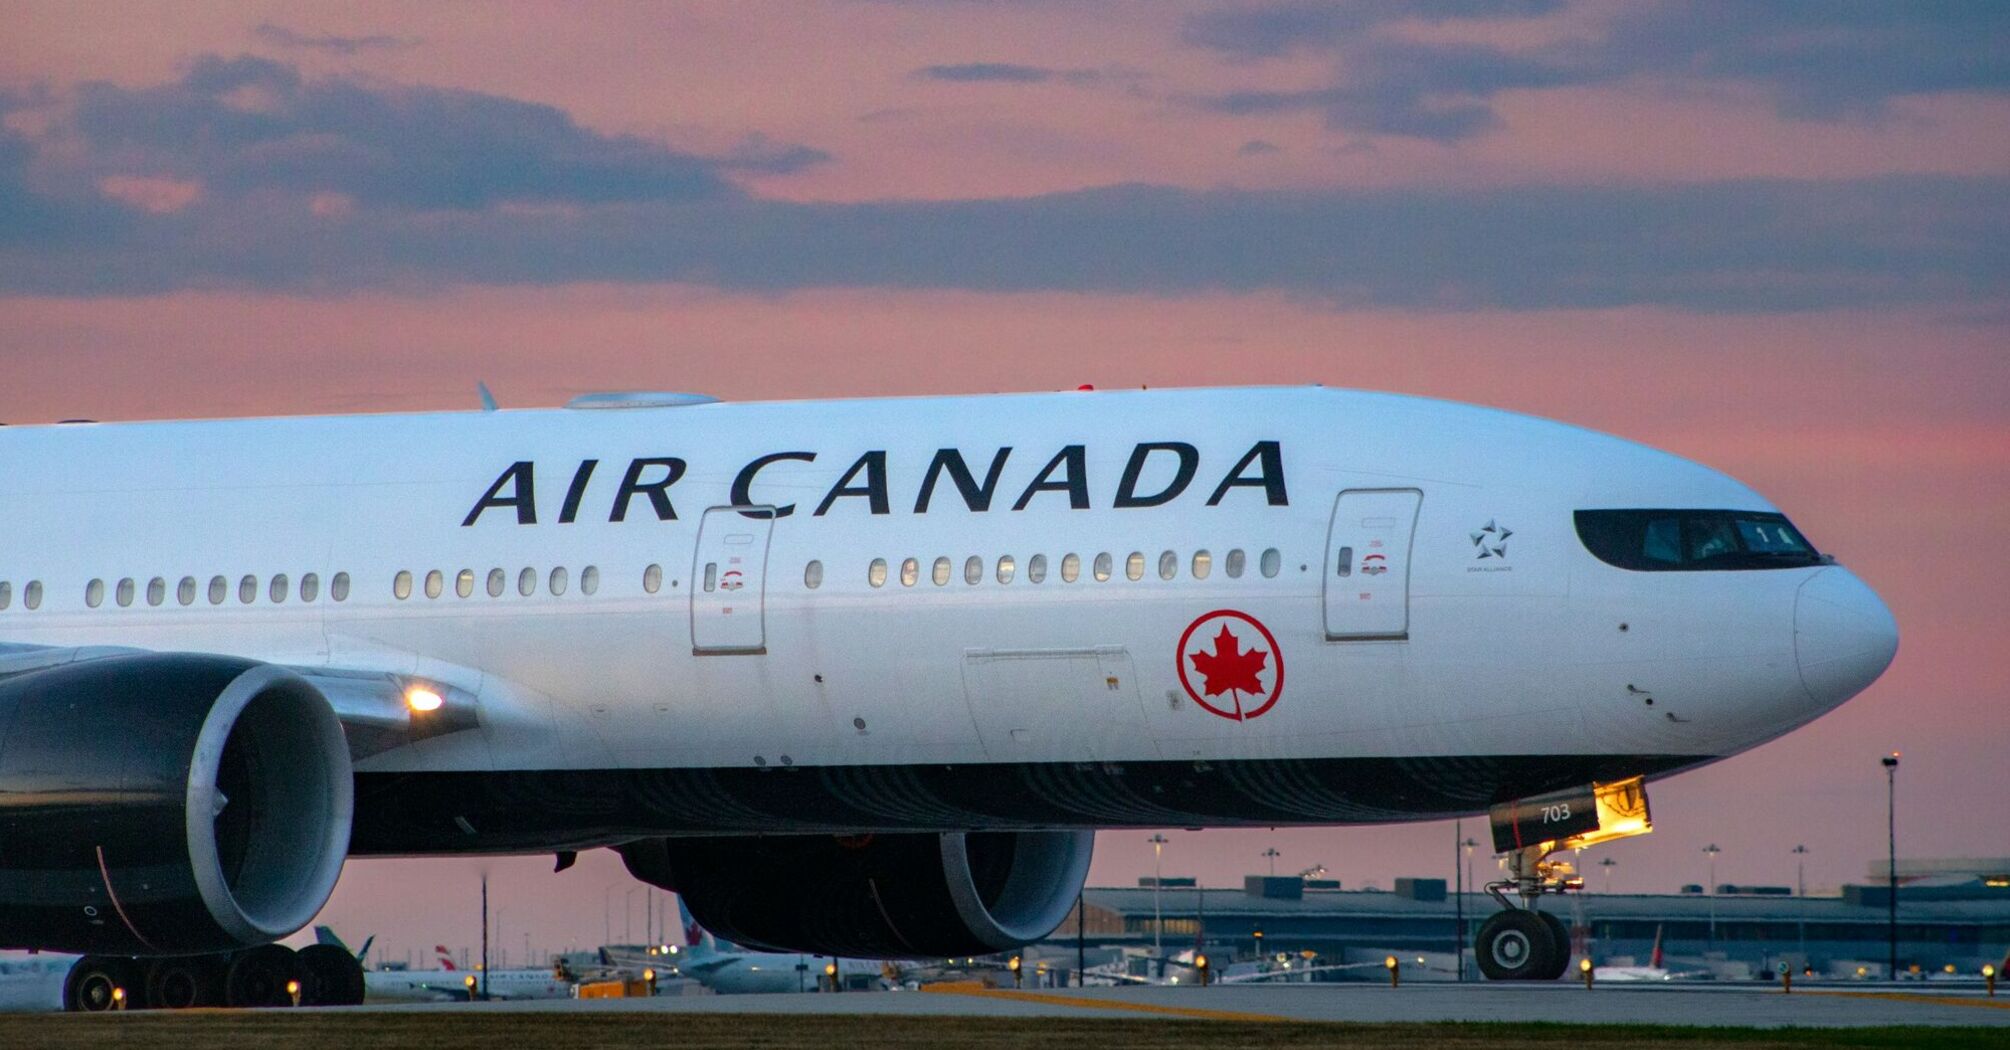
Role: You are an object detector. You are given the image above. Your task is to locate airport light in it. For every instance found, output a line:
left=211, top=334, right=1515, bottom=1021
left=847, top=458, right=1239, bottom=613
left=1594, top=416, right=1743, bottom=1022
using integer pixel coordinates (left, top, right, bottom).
left=464, top=974, right=477, bottom=1001
left=1010, top=955, right=1022, bottom=988
left=1882, top=752, right=1900, bottom=982
left=1194, top=953, right=1209, bottom=987
left=1146, top=833, right=1169, bottom=975
left=111, top=986, right=126, bottom=1011
left=1703, top=843, right=1722, bottom=946
left=1262, top=846, right=1280, bottom=876
left=1580, top=956, right=1593, bottom=990
left=286, top=979, right=301, bottom=1007
left=1384, top=955, right=1398, bottom=988
left=1983, top=963, right=1995, bottom=997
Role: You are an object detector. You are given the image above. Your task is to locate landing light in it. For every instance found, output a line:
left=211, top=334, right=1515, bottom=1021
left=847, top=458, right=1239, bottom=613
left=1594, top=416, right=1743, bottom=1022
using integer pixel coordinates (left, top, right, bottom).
left=406, top=686, right=445, bottom=713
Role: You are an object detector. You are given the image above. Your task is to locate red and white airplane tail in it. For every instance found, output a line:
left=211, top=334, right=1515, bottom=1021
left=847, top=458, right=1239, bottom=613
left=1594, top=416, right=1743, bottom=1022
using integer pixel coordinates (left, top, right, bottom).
left=436, top=946, right=457, bottom=971
left=1649, top=925, right=1665, bottom=970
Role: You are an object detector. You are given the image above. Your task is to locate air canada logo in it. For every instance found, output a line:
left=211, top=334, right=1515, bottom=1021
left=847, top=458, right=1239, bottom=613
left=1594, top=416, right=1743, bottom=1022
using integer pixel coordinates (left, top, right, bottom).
left=1176, top=610, right=1284, bottom=722
left=1472, top=519, right=1512, bottom=559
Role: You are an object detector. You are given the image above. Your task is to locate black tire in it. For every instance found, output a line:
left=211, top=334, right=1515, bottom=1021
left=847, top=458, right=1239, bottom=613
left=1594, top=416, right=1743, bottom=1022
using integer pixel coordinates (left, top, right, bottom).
left=1536, top=910, right=1573, bottom=980
left=65, top=955, right=140, bottom=1012
left=225, top=944, right=300, bottom=1007
left=145, top=955, right=224, bottom=1009
left=1475, top=909, right=1560, bottom=981
left=298, top=944, right=366, bottom=1006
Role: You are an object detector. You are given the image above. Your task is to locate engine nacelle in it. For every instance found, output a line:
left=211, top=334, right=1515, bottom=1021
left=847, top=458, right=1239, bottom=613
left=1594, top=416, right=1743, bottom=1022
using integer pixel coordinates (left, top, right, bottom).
left=623, top=829, right=1093, bottom=959
left=0, top=653, right=352, bottom=955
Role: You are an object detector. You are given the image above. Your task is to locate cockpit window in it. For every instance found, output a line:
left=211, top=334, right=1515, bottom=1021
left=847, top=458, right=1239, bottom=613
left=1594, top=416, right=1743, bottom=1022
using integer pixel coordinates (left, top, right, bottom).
left=1576, top=509, right=1821, bottom=571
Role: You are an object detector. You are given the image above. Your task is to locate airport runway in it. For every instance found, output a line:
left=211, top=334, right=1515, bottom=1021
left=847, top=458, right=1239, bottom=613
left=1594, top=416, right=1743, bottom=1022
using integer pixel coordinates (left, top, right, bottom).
left=354, top=982, right=2010, bottom=1029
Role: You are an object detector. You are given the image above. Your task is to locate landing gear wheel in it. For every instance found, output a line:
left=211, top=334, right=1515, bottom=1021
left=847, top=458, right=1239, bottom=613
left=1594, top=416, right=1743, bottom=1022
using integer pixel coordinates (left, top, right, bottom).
left=225, top=945, right=300, bottom=1007
left=65, top=955, right=141, bottom=1012
left=1475, top=910, right=1561, bottom=981
left=298, top=944, right=366, bottom=1006
left=1535, top=910, right=1572, bottom=980
left=146, top=955, right=223, bottom=1009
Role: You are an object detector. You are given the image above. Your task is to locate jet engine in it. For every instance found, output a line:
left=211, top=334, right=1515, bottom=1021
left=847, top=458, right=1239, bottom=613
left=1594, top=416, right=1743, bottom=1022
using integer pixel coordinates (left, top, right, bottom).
left=622, top=829, right=1094, bottom=958
left=0, top=653, right=352, bottom=955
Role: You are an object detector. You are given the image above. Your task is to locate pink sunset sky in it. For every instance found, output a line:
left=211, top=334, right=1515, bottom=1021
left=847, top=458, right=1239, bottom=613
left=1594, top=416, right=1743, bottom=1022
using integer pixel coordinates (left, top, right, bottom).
left=2, top=2, right=2006, bottom=964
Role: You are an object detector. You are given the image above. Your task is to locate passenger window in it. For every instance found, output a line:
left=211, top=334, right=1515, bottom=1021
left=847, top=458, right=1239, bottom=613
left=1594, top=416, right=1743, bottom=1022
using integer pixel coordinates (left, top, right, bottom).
left=548, top=567, right=568, bottom=596
left=932, top=557, right=951, bottom=586
left=997, top=555, right=1015, bottom=584
left=1027, top=554, right=1047, bottom=583
left=580, top=565, right=600, bottom=595
left=487, top=568, right=506, bottom=597
left=115, top=578, right=134, bottom=607
left=519, top=567, right=537, bottom=596
left=0, top=581, right=10, bottom=610
left=1158, top=551, right=1177, bottom=580
left=147, top=577, right=165, bottom=607
left=393, top=571, right=413, bottom=600
left=86, top=579, right=104, bottom=608
left=1060, top=553, right=1081, bottom=583
left=331, top=572, right=349, bottom=601
left=900, top=558, right=919, bottom=587
left=804, top=560, right=823, bottom=589
left=1093, top=553, right=1113, bottom=582
left=270, top=574, right=290, bottom=603
left=1225, top=549, right=1246, bottom=579
left=24, top=580, right=41, bottom=610
left=1335, top=546, right=1353, bottom=577
left=868, top=558, right=887, bottom=588
left=964, top=555, right=983, bottom=585
left=644, top=564, right=664, bottom=594
left=1125, top=552, right=1144, bottom=581
left=1192, top=550, right=1212, bottom=580
left=239, top=575, right=258, bottom=604
left=210, top=575, right=230, bottom=604
left=1260, top=548, right=1281, bottom=578
left=300, top=573, right=320, bottom=603
left=425, top=570, right=444, bottom=600
left=457, top=569, right=475, bottom=598
left=178, top=576, right=197, bottom=605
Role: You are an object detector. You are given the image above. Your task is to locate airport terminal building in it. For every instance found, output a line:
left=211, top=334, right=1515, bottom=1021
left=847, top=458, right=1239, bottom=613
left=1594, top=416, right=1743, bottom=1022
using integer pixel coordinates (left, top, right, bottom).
left=1040, top=859, right=2010, bottom=981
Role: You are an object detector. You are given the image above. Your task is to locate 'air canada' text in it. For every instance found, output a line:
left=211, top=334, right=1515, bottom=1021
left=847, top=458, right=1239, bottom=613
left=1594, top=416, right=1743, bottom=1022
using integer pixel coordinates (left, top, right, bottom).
left=462, top=441, right=1287, bottom=526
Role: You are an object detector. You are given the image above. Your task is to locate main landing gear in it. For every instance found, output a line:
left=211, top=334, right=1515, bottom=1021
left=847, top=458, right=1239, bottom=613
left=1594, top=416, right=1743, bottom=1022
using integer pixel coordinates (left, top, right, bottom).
left=1474, top=776, right=1655, bottom=981
left=63, top=944, right=366, bottom=1011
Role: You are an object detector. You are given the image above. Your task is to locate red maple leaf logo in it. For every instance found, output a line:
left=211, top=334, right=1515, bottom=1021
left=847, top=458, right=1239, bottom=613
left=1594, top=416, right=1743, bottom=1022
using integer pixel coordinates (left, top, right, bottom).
left=1189, top=624, right=1268, bottom=718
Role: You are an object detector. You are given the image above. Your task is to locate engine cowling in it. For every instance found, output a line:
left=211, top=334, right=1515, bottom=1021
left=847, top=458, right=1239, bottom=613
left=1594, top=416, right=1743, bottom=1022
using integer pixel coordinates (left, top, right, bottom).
left=623, top=829, right=1093, bottom=958
left=0, top=653, right=352, bottom=954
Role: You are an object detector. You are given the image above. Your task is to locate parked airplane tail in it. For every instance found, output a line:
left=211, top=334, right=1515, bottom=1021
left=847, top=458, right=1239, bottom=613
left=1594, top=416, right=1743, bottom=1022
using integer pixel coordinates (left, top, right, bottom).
left=676, top=895, right=727, bottom=953
left=1650, top=925, right=1665, bottom=970
left=313, top=926, right=375, bottom=963
left=436, top=946, right=457, bottom=971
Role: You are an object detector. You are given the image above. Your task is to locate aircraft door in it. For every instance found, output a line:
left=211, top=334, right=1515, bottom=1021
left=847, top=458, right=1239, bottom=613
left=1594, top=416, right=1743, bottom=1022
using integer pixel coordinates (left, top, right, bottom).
left=692, top=506, right=775, bottom=654
left=1323, top=488, right=1422, bottom=640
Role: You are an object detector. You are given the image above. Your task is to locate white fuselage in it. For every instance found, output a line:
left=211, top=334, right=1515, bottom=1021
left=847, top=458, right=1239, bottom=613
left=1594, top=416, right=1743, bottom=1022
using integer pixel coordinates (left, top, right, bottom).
left=0, top=386, right=1896, bottom=849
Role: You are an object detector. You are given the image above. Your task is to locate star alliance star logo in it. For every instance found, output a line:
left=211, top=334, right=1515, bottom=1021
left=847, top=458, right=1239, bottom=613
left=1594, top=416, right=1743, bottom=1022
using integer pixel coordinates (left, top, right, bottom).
left=1471, top=519, right=1511, bottom=559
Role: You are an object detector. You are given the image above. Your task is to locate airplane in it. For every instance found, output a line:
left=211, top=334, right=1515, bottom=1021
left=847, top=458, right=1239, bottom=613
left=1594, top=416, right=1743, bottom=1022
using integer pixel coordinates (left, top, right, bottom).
left=662, top=896, right=887, bottom=993
left=0, top=952, right=78, bottom=1012
left=320, top=934, right=575, bottom=1002
left=312, top=926, right=376, bottom=967
left=0, top=384, right=1898, bottom=1006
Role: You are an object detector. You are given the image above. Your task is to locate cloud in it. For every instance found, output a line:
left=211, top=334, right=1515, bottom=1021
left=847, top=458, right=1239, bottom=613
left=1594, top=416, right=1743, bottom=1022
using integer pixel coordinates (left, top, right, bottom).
left=59, top=54, right=796, bottom=210
left=252, top=23, right=419, bottom=55
left=913, top=63, right=1115, bottom=87
left=2, top=56, right=2002, bottom=310
left=1184, top=2, right=2010, bottom=140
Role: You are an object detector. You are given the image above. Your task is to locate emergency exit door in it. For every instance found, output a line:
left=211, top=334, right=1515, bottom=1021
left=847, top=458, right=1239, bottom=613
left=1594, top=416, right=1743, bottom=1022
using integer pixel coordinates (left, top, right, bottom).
left=1323, top=488, right=1421, bottom=640
left=691, top=506, right=774, bottom=654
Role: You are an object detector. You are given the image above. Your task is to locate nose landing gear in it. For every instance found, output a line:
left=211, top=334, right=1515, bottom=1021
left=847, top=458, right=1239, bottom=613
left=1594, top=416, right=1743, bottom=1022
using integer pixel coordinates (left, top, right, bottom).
left=1475, top=777, right=1655, bottom=981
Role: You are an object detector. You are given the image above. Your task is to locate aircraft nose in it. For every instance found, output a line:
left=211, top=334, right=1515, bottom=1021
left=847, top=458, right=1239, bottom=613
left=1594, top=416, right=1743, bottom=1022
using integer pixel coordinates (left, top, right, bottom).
left=1795, top=567, right=1899, bottom=708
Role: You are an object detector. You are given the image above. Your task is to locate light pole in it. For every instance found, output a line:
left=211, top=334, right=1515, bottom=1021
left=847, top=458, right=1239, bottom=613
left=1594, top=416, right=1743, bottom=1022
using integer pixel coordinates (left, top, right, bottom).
left=1703, top=844, right=1721, bottom=946
left=1262, top=847, right=1281, bottom=876
left=602, top=885, right=614, bottom=947
left=1147, top=833, right=1169, bottom=975
left=1454, top=822, right=1466, bottom=982
left=1883, top=752, right=1899, bottom=980
left=625, top=887, right=639, bottom=943
left=1792, top=845, right=1810, bottom=961
left=1598, top=856, right=1618, bottom=894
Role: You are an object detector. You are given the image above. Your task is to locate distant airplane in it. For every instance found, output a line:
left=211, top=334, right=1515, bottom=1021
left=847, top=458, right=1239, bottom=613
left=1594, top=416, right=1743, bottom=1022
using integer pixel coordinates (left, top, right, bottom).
left=0, top=952, right=77, bottom=1013
left=0, top=385, right=1898, bottom=1007
left=665, top=897, right=887, bottom=993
